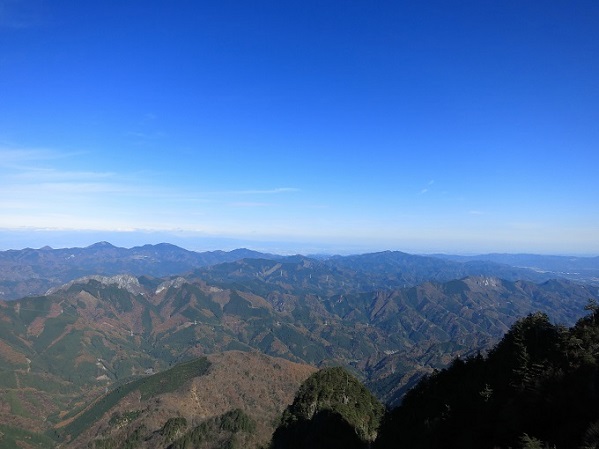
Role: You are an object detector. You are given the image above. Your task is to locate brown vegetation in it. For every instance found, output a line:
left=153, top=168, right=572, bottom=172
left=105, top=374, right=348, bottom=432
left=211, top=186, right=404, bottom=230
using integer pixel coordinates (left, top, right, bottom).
left=69, top=351, right=315, bottom=449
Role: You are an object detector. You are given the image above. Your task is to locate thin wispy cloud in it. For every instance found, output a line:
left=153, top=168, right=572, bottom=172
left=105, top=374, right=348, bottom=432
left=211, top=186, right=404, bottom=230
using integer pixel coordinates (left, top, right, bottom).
left=1, top=153, right=130, bottom=197
left=1, top=149, right=153, bottom=227
left=126, top=131, right=167, bottom=144
left=10, top=167, right=115, bottom=182
left=0, top=148, right=82, bottom=166
left=229, top=202, right=273, bottom=208
left=420, top=180, right=435, bottom=194
left=226, top=187, right=300, bottom=195
left=1, top=1, right=597, bottom=254
left=0, top=146, right=305, bottom=234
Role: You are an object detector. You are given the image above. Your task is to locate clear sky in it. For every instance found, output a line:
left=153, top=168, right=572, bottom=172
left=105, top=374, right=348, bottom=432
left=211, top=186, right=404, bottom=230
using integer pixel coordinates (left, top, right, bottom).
left=1, top=1, right=598, bottom=255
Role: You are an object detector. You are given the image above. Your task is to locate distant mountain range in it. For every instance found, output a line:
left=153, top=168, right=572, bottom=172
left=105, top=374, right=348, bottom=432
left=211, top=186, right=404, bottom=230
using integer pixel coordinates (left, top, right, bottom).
left=2, top=242, right=597, bottom=301
left=434, top=252, right=599, bottom=285
left=0, top=242, right=281, bottom=300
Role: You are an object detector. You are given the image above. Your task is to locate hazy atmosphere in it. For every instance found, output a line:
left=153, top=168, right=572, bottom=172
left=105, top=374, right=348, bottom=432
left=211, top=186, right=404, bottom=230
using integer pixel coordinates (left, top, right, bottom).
left=1, top=1, right=598, bottom=255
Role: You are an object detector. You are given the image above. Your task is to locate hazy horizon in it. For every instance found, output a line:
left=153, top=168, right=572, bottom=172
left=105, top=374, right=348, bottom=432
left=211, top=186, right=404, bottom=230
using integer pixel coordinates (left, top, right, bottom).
left=0, top=229, right=597, bottom=258
left=1, top=2, right=598, bottom=256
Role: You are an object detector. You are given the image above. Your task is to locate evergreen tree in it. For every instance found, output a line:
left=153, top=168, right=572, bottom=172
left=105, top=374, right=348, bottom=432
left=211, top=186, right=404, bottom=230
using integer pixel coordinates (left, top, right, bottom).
left=270, top=367, right=384, bottom=449
left=375, top=308, right=599, bottom=449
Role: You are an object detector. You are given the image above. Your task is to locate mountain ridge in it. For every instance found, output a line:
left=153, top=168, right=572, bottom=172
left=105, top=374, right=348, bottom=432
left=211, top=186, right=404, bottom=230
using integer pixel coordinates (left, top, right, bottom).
left=434, top=252, right=599, bottom=285
left=1, top=250, right=598, bottom=447
left=3, top=242, right=598, bottom=301
left=0, top=243, right=281, bottom=300
left=1, top=269, right=595, bottom=403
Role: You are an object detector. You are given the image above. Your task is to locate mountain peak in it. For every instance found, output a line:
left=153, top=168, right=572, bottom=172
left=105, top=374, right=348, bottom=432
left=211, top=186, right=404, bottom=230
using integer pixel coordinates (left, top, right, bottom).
left=47, top=274, right=144, bottom=296
left=87, top=241, right=117, bottom=249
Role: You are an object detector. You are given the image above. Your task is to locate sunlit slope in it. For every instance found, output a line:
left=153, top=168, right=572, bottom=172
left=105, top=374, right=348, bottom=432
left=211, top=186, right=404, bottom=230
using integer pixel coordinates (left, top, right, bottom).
left=0, top=261, right=595, bottom=431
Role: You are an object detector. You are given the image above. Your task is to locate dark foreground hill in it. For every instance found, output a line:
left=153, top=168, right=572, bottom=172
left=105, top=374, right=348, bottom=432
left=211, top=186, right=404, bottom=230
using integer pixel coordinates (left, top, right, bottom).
left=271, top=367, right=384, bottom=449
left=267, top=307, right=599, bottom=449
left=376, top=306, right=599, bottom=448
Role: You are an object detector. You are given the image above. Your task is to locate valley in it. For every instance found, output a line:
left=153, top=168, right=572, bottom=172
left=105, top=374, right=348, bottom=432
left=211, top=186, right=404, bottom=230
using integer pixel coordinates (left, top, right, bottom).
left=0, top=243, right=597, bottom=448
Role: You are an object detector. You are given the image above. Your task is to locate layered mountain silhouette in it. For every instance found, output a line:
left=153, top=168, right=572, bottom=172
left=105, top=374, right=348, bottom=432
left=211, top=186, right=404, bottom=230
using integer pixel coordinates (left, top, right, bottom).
left=1, top=244, right=598, bottom=448
left=1, top=242, right=589, bottom=300
left=435, top=252, right=599, bottom=286
left=0, top=267, right=597, bottom=446
left=0, top=242, right=280, bottom=300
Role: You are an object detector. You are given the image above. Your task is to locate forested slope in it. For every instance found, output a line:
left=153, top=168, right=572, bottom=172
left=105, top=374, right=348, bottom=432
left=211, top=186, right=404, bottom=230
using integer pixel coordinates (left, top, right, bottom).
left=269, top=304, right=599, bottom=449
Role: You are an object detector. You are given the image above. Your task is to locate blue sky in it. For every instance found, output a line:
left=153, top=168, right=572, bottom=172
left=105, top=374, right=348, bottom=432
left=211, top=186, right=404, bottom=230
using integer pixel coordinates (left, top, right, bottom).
left=0, top=1, right=598, bottom=255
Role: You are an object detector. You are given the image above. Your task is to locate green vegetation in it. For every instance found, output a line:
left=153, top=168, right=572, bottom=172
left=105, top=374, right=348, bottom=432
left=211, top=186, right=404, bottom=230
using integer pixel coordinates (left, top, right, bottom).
left=170, top=408, right=256, bottom=449
left=271, top=367, right=384, bottom=449
left=15, top=296, right=53, bottom=325
left=0, top=424, right=56, bottom=449
left=91, top=425, right=147, bottom=449
left=0, top=369, right=18, bottom=388
left=82, top=282, right=135, bottom=312
left=137, top=357, right=210, bottom=399
left=160, top=416, right=187, bottom=442
left=90, top=334, right=117, bottom=360
left=266, top=305, right=599, bottom=449
left=373, top=307, right=599, bottom=449
left=219, top=408, right=257, bottom=433
left=32, top=314, right=77, bottom=352
left=18, top=372, right=72, bottom=393
left=1, top=253, right=598, bottom=448
left=54, top=357, right=210, bottom=442
left=6, top=390, right=31, bottom=417
left=224, top=291, right=269, bottom=318
left=108, top=410, right=142, bottom=428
